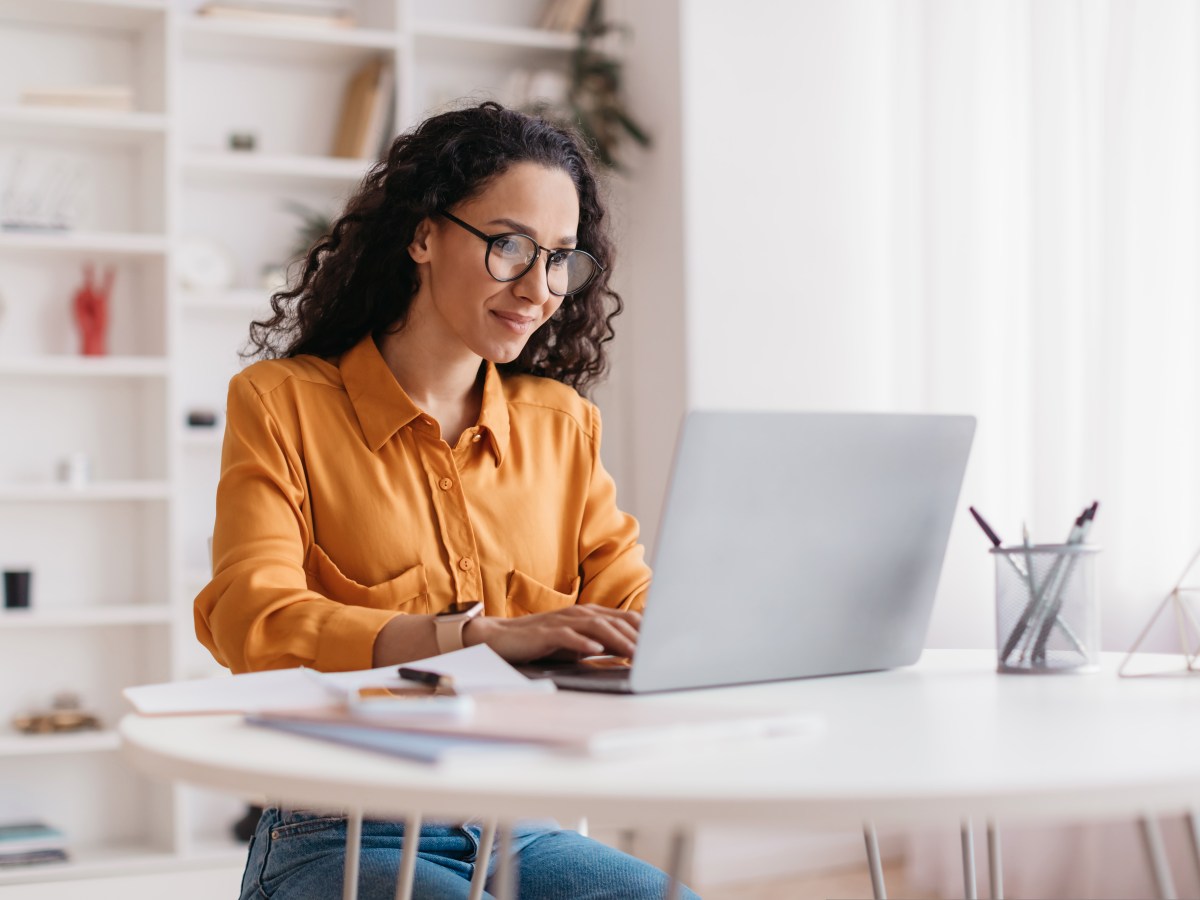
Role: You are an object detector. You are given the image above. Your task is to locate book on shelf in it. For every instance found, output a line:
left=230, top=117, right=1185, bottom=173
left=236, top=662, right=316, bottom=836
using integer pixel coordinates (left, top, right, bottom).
left=197, top=1, right=356, bottom=29
left=0, top=821, right=68, bottom=868
left=331, top=57, right=393, bottom=160
left=539, top=0, right=592, bottom=32
left=19, top=86, right=134, bottom=112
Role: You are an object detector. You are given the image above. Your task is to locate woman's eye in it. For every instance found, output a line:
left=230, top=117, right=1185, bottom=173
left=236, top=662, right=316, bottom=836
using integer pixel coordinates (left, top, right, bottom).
left=493, top=237, right=524, bottom=257
left=548, top=251, right=570, bottom=269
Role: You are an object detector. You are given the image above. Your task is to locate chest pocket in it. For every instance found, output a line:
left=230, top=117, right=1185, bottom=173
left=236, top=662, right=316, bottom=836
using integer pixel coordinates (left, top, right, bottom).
left=305, top=543, right=431, bottom=613
left=505, top=569, right=581, bottom=617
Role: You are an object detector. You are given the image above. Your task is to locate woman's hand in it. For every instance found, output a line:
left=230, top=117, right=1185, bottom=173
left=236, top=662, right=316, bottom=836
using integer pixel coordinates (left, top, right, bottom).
left=463, top=606, right=640, bottom=664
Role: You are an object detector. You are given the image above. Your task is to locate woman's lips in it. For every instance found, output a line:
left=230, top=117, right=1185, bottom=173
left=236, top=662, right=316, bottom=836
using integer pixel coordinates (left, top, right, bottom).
left=491, top=310, right=536, bottom=334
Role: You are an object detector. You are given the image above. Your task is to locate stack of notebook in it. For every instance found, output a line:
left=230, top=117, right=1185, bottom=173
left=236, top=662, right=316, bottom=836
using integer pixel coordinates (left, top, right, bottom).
left=0, top=821, right=68, bottom=868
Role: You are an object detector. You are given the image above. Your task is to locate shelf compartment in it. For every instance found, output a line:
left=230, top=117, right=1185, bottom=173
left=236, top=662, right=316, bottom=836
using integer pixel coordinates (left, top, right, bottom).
left=0, top=841, right=244, bottom=886
left=0, top=0, right=166, bottom=31
left=0, top=482, right=171, bottom=502
left=412, top=22, right=577, bottom=53
left=0, top=107, right=167, bottom=146
left=0, top=230, right=168, bottom=257
left=0, top=356, right=169, bottom=378
left=180, top=287, right=274, bottom=312
left=182, top=18, right=397, bottom=65
left=180, top=429, right=224, bottom=449
left=182, top=150, right=372, bottom=185
left=0, top=605, right=172, bottom=629
left=0, top=729, right=121, bottom=757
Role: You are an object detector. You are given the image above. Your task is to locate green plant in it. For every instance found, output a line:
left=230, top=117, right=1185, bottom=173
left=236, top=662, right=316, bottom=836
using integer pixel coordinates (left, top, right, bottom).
left=530, top=0, right=651, bottom=170
left=283, top=200, right=332, bottom=261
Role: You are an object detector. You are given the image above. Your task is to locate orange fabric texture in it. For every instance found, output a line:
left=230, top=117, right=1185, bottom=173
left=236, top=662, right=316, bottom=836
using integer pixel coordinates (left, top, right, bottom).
left=194, top=335, right=650, bottom=674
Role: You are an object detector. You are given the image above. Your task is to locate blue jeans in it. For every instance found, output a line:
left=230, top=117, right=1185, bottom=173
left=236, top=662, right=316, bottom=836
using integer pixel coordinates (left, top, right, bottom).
left=239, top=808, right=701, bottom=899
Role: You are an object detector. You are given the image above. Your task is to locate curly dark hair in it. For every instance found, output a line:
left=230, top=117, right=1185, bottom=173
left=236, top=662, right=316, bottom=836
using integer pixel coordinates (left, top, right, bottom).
left=246, top=101, right=622, bottom=395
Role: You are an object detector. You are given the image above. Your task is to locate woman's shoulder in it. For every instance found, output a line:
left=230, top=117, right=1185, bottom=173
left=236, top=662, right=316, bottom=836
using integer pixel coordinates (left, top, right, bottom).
left=500, top=372, right=597, bottom=437
left=232, top=354, right=342, bottom=398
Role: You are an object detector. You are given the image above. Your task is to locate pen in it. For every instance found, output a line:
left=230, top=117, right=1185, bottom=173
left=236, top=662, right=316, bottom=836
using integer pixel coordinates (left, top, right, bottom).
left=969, top=504, right=1038, bottom=583
left=1031, top=502, right=1099, bottom=663
left=1017, top=502, right=1094, bottom=662
left=969, top=506, right=1004, bottom=548
left=398, top=667, right=456, bottom=694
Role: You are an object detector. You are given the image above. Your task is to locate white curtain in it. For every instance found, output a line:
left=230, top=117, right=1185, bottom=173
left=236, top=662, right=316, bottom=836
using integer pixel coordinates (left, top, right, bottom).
left=891, top=0, right=1200, bottom=655
left=891, top=1, right=1200, bottom=895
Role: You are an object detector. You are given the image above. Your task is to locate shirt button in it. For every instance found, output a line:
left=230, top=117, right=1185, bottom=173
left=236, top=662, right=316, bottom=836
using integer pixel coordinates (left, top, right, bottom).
left=439, top=477, right=453, bottom=491
left=458, top=557, right=474, bottom=572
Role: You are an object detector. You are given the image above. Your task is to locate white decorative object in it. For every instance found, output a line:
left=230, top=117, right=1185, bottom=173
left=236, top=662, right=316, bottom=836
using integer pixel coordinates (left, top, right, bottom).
left=177, top=239, right=234, bottom=290
left=1118, top=544, right=1200, bottom=677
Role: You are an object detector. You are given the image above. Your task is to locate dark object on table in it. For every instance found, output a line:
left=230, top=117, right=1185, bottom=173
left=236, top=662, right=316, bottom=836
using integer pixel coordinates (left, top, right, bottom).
left=232, top=805, right=263, bottom=842
left=3, top=570, right=30, bottom=609
left=187, top=410, right=218, bottom=427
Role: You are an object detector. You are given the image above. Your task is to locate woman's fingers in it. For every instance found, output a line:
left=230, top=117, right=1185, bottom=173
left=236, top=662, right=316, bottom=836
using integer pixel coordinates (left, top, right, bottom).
left=561, top=614, right=637, bottom=658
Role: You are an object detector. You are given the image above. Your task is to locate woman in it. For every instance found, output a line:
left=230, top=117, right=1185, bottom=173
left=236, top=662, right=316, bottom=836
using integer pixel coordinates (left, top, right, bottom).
left=195, top=102, right=700, bottom=899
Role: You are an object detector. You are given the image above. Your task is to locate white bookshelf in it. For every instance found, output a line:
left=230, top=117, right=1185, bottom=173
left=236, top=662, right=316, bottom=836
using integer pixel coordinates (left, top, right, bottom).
left=0, top=107, right=168, bottom=145
left=0, top=605, right=173, bottom=628
left=0, top=0, right=583, bottom=892
left=182, top=149, right=371, bottom=184
left=0, top=232, right=169, bottom=256
left=0, top=357, right=170, bottom=378
left=0, top=482, right=171, bottom=502
left=0, top=730, right=123, bottom=758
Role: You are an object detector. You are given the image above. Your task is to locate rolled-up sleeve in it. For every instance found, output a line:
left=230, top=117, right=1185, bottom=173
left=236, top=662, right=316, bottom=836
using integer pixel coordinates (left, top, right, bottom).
left=194, top=374, right=396, bottom=674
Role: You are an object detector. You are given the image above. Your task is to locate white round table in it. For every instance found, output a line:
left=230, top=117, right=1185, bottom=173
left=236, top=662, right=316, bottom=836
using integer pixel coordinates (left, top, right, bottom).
left=120, top=650, right=1200, bottom=898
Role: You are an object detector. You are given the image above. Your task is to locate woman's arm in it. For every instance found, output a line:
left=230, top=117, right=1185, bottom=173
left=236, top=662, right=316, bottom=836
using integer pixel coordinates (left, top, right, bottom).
left=196, top=373, right=426, bottom=673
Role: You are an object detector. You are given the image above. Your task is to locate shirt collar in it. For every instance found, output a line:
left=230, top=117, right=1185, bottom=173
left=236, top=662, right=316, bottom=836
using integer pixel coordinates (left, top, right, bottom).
left=339, top=334, right=510, bottom=465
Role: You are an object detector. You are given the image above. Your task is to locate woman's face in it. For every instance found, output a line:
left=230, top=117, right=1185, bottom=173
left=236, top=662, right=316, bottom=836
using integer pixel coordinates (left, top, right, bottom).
left=409, top=161, right=581, bottom=365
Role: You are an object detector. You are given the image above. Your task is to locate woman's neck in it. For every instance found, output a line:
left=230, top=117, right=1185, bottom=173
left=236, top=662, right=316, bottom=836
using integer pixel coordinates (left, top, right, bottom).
left=376, top=323, right=485, bottom=446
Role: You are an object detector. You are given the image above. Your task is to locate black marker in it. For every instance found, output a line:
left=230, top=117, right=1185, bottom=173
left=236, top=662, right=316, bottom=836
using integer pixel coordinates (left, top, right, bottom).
left=969, top=506, right=1004, bottom=547
left=398, top=667, right=458, bottom=695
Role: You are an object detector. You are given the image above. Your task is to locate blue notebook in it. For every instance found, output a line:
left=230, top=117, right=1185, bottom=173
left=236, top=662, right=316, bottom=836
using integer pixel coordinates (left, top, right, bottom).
left=247, top=715, right=541, bottom=764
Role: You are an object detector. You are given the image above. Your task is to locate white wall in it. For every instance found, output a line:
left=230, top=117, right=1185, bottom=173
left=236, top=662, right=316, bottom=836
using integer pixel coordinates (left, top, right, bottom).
left=603, top=0, right=688, bottom=553
left=681, top=1, right=895, bottom=413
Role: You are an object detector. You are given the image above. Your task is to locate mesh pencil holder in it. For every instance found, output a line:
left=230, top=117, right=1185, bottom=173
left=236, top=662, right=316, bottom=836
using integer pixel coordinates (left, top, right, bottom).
left=992, top=544, right=1101, bottom=674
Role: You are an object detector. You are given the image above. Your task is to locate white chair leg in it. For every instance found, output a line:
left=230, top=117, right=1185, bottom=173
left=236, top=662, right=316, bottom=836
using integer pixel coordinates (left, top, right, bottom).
left=1140, top=816, right=1178, bottom=900
left=863, top=821, right=887, bottom=900
left=987, top=820, right=1003, bottom=900
left=493, top=822, right=516, bottom=900
left=393, top=811, right=422, bottom=900
left=342, top=809, right=363, bottom=900
left=1186, top=812, right=1200, bottom=890
left=961, top=819, right=977, bottom=900
left=664, top=828, right=693, bottom=900
left=469, top=819, right=497, bottom=900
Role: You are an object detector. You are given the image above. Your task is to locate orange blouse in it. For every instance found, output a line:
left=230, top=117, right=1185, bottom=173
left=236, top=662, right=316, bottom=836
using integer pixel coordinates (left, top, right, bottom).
left=194, top=334, right=649, bottom=674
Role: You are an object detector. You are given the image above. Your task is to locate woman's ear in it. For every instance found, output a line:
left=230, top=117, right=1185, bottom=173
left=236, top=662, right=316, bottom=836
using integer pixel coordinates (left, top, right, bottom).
left=408, top=217, right=433, bottom=263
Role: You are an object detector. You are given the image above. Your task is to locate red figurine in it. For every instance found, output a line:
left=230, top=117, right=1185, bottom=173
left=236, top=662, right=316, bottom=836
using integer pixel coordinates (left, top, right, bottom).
left=72, top=263, right=114, bottom=356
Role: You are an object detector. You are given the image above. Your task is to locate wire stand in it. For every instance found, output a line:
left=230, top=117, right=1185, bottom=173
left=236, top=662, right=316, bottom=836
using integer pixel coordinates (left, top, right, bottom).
left=1118, top=544, right=1200, bottom=677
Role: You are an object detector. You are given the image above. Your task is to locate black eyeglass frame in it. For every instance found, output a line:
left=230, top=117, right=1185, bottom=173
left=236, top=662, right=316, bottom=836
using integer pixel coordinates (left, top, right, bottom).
left=438, top=210, right=604, bottom=297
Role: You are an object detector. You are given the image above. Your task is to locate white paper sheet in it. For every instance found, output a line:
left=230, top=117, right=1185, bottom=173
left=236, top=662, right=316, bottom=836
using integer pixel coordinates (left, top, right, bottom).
left=123, top=645, right=552, bottom=716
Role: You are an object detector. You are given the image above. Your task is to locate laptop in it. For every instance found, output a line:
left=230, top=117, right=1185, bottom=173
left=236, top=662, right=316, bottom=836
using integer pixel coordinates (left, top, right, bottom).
left=523, top=410, right=975, bottom=694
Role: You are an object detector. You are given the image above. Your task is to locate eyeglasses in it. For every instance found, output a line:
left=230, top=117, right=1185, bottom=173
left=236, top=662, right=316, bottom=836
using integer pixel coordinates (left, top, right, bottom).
left=439, top=210, right=603, bottom=297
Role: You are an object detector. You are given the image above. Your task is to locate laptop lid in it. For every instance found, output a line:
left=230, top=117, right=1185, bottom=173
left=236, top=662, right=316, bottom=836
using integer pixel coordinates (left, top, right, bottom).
left=628, top=411, right=975, bottom=693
